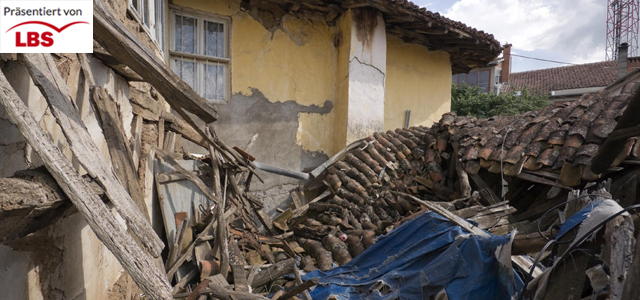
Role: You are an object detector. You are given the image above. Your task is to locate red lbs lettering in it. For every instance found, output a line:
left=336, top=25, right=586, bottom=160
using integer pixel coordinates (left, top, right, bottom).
left=15, top=32, right=54, bottom=47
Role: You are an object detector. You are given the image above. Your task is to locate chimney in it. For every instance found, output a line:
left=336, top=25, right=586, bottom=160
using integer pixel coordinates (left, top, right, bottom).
left=501, top=44, right=512, bottom=83
left=618, top=42, right=629, bottom=79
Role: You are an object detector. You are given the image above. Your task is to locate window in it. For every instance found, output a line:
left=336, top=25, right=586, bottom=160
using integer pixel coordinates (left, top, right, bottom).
left=128, top=0, right=166, bottom=54
left=466, top=72, right=478, bottom=86
left=169, top=8, right=230, bottom=103
left=478, top=70, right=490, bottom=93
left=452, top=70, right=491, bottom=93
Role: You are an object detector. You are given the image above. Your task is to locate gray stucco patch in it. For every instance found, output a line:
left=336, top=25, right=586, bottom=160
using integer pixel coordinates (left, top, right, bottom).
left=212, top=88, right=331, bottom=215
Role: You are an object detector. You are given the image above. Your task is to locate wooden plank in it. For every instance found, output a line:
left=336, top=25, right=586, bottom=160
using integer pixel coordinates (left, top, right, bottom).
left=455, top=159, right=472, bottom=198
left=291, top=189, right=332, bottom=219
left=92, top=0, right=218, bottom=123
left=0, top=173, right=73, bottom=242
left=131, top=114, right=143, bottom=169
left=394, top=191, right=490, bottom=237
left=250, top=258, right=295, bottom=288
left=229, top=237, right=249, bottom=292
left=158, top=118, right=165, bottom=148
left=19, top=53, right=163, bottom=257
left=468, top=173, right=500, bottom=204
left=0, top=68, right=172, bottom=300
left=91, top=87, right=148, bottom=219
left=622, top=225, right=640, bottom=299
left=512, top=231, right=551, bottom=255
left=605, top=214, right=635, bottom=300
left=165, top=207, right=236, bottom=280
left=232, top=265, right=249, bottom=292
left=279, top=278, right=318, bottom=300
left=205, top=130, right=229, bottom=279
left=155, top=147, right=220, bottom=204
left=165, top=220, right=188, bottom=271
left=292, top=265, right=312, bottom=300
left=171, top=268, right=198, bottom=294
left=163, top=131, right=178, bottom=153
left=290, top=188, right=304, bottom=209
left=516, top=172, right=572, bottom=190
left=129, top=87, right=163, bottom=121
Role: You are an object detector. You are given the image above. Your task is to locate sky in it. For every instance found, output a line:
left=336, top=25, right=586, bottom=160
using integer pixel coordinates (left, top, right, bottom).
left=412, top=0, right=609, bottom=73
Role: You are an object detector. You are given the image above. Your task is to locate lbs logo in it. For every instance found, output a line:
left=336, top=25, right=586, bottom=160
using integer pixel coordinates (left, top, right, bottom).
left=6, top=21, right=88, bottom=47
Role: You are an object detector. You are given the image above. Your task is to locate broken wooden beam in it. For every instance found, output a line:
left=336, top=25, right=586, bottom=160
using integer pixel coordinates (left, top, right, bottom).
left=250, top=258, right=296, bottom=288
left=92, top=0, right=218, bottom=123
left=0, top=171, right=73, bottom=242
left=605, top=214, right=635, bottom=300
left=19, top=53, right=163, bottom=257
left=155, top=147, right=221, bottom=205
left=91, top=87, right=148, bottom=218
left=278, top=278, right=318, bottom=300
left=0, top=67, right=172, bottom=300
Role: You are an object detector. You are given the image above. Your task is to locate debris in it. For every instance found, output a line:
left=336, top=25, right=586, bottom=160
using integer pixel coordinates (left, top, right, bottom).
left=4, top=4, right=640, bottom=299
left=0, top=56, right=172, bottom=300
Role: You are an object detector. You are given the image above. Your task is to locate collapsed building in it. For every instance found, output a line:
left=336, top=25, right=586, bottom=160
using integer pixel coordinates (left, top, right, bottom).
left=2, top=0, right=640, bottom=300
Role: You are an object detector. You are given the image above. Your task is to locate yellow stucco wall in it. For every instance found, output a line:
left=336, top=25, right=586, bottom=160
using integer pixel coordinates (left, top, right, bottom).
left=172, top=0, right=338, bottom=155
left=333, top=11, right=352, bottom=153
left=168, top=1, right=454, bottom=153
left=384, top=36, right=452, bottom=130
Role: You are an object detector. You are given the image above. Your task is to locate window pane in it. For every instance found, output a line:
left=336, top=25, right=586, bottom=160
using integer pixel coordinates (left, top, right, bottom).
left=459, top=74, right=466, bottom=84
left=204, top=64, right=218, bottom=100
left=175, top=14, right=197, bottom=53
left=217, top=64, right=225, bottom=100
left=203, top=63, right=226, bottom=101
left=467, top=72, right=478, bottom=86
left=172, top=59, right=196, bottom=90
left=218, top=23, right=224, bottom=58
left=156, top=0, right=165, bottom=53
left=205, top=21, right=219, bottom=57
left=143, top=0, right=149, bottom=26
left=132, top=0, right=139, bottom=12
left=173, top=15, right=181, bottom=51
left=452, top=74, right=457, bottom=84
left=479, top=71, right=489, bottom=85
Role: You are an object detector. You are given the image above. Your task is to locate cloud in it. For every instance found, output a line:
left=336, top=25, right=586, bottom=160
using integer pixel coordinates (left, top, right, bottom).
left=442, top=0, right=606, bottom=64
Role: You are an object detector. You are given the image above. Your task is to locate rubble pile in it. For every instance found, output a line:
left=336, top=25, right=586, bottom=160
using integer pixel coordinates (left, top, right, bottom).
left=3, top=1, right=640, bottom=298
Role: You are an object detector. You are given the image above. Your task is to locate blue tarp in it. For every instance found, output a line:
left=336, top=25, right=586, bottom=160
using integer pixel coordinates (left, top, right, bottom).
left=303, top=212, right=524, bottom=300
left=555, top=200, right=604, bottom=239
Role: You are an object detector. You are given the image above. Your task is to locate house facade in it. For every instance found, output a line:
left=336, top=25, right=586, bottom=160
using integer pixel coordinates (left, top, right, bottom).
left=0, top=0, right=500, bottom=298
left=452, top=44, right=511, bottom=94
left=136, top=0, right=501, bottom=209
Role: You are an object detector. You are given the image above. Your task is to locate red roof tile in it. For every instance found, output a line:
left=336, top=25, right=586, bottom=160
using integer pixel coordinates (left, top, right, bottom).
left=502, top=61, right=618, bottom=95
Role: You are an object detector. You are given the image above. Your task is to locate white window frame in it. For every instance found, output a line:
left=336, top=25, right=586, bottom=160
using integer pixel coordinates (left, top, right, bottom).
left=167, top=5, right=231, bottom=104
left=169, top=6, right=231, bottom=103
left=127, top=0, right=166, bottom=55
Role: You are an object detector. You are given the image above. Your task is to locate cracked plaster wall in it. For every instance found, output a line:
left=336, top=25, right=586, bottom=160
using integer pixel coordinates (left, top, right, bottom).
left=174, top=0, right=338, bottom=215
left=345, top=8, right=387, bottom=145
left=384, top=35, right=451, bottom=130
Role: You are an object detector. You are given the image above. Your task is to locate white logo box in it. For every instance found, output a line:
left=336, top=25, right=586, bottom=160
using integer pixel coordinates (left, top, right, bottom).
left=0, top=0, right=93, bottom=53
